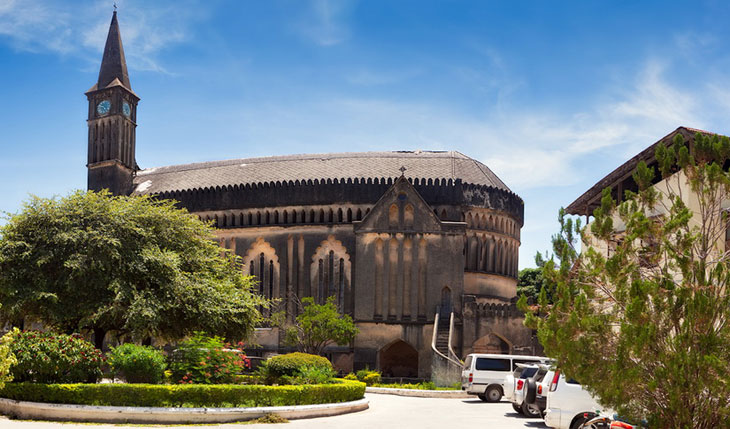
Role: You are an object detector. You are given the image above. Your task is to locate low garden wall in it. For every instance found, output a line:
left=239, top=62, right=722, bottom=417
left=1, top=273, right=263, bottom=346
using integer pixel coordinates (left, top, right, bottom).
left=0, top=397, right=370, bottom=424
left=0, top=380, right=367, bottom=423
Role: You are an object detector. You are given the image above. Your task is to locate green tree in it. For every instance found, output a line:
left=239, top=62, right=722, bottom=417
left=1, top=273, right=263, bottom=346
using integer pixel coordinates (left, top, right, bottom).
left=283, top=297, right=358, bottom=355
left=520, top=133, right=730, bottom=428
left=0, top=190, right=267, bottom=348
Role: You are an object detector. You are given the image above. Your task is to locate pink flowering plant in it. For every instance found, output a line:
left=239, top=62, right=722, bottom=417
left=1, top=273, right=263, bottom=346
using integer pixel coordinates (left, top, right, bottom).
left=169, top=332, right=249, bottom=384
left=10, top=330, right=103, bottom=383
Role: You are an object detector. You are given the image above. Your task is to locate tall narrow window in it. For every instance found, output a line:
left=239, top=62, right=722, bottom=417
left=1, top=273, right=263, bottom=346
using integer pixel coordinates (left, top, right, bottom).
left=269, top=260, right=274, bottom=298
left=259, top=253, right=265, bottom=296
left=318, top=259, right=324, bottom=303
left=328, top=250, right=335, bottom=298
left=339, top=258, right=345, bottom=311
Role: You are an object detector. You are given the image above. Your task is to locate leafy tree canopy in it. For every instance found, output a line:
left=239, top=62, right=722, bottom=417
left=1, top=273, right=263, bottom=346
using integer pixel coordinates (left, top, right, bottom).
left=282, top=297, right=358, bottom=356
left=0, top=190, right=267, bottom=347
left=517, top=253, right=554, bottom=305
left=520, top=133, right=730, bottom=428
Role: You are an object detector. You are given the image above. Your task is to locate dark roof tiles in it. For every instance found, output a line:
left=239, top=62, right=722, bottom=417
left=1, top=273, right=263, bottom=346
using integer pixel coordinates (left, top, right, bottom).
left=97, top=11, right=131, bottom=90
left=132, top=151, right=510, bottom=195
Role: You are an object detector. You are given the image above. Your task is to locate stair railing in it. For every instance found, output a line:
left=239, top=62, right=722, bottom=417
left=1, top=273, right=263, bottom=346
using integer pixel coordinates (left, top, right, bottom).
left=431, top=311, right=463, bottom=368
left=447, top=311, right=463, bottom=365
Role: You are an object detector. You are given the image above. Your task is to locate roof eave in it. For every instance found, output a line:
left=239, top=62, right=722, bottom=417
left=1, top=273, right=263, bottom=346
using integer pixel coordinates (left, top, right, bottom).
left=565, top=126, right=715, bottom=216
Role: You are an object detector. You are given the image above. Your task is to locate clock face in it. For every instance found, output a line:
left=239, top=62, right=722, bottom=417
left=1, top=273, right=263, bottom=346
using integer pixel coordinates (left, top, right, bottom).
left=122, top=102, right=131, bottom=117
left=96, top=100, right=111, bottom=116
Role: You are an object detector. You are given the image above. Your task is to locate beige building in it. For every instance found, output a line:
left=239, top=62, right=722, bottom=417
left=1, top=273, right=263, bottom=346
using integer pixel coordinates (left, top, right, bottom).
left=567, top=126, right=727, bottom=253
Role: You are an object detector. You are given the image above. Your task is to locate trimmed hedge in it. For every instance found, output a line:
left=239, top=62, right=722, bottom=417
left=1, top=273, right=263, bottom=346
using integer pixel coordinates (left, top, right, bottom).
left=265, top=353, right=332, bottom=378
left=0, top=379, right=365, bottom=408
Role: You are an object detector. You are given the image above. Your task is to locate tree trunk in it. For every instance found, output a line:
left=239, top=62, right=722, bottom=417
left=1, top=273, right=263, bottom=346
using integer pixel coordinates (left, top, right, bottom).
left=93, top=327, right=107, bottom=350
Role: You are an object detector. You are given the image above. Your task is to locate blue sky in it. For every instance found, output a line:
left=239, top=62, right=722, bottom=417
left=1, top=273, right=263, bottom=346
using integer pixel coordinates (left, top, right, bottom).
left=2, top=0, right=730, bottom=268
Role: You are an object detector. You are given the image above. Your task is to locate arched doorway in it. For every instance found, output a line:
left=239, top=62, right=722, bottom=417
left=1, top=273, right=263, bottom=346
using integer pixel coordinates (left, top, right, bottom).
left=379, top=340, right=418, bottom=378
left=440, top=287, right=452, bottom=316
left=472, top=333, right=511, bottom=354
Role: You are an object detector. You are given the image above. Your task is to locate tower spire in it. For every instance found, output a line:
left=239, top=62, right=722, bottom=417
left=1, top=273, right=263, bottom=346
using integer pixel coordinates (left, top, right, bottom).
left=97, top=10, right=131, bottom=90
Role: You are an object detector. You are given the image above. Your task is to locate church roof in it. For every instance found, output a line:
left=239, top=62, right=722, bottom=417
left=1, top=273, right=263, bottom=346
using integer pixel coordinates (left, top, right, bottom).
left=132, top=150, right=511, bottom=195
left=96, top=11, right=131, bottom=91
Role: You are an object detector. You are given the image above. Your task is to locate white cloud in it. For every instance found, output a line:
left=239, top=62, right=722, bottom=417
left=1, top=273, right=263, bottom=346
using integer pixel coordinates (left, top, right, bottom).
left=0, top=0, right=197, bottom=73
left=221, top=57, right=725, bottom=193
left=296, top=0, right=354, bottom=46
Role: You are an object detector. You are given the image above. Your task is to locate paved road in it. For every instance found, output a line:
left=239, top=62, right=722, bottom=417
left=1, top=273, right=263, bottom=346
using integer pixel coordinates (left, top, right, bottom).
left=0, top=393, right=550, bottom=429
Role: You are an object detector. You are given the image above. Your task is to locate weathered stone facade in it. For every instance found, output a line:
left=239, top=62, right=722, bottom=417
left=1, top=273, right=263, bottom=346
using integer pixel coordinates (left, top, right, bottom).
left=86, top=11, right=539, bottom=379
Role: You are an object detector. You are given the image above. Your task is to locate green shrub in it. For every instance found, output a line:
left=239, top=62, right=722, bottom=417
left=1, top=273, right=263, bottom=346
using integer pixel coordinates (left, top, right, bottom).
left=107, top=344, right=167, bottom=384
left=0, top=329, right=18, bottom=389
left=10, top=331, right=103, bottom=383
left=287, top=365, right=335, bottom=385
left=169, top=332, right=249, bottom=384
left=371, top=381, right=460, bottom=390
left=343, top=372, right=357, bottom=381
left=0, top=379, right=366, bottom=407
left=355, top=369, right=381, bottom=386
left=265, top=353, right=332, bottom=378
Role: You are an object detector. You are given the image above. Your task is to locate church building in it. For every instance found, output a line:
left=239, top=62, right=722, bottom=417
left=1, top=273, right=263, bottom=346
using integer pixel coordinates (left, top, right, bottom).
left=86, top=11, right=538, bottom=380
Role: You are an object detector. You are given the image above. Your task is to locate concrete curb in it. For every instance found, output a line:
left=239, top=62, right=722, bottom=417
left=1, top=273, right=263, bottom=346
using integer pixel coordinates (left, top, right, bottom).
left=366, top=387, right=470, bottom=398
left=0, top=397, right=369, bottom=424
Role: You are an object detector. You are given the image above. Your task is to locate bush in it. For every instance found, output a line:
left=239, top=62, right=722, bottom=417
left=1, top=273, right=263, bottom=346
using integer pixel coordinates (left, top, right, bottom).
left=265, top=353, right=332, bottom=378
left=0, top=329, right=18, bottom=389
left=355, top=369, right=381, bottom=386
left=10, top=331, right=103, bottom=383
left=288, top=365, right=336, bottom=385
left=343, top=373, right=357, bottom=381
left=107, top=344, right=167, bottom=384
left=0, top=379, right=366, bottom=407
left=169, top=332, right=249, bottom=384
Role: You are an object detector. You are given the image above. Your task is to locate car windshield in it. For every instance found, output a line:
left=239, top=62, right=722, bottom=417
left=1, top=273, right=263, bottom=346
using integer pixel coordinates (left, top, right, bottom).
left=534, top=368, right=548, bottom=381
left=519, top=367, right=538, bottom=378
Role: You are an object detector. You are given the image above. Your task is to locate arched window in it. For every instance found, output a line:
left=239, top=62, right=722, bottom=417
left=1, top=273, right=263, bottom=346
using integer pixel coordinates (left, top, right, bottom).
left=347, top=208, right=353, bottom=223
left=242, top=238, right=280, bottom=317
left=310, top=235, right=352, bottom=311
left=404, top=204, right=414, bottom=228
left=389, top=204, right=399, bottom=228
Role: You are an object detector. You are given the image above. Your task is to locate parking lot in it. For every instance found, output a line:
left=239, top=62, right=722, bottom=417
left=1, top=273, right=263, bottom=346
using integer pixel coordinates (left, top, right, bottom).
left=0, top=393, right=549, bottom=429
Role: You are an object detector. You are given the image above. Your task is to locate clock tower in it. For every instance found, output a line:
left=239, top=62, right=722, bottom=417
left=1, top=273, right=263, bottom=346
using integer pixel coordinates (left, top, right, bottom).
left=86, top=10, right=138, bottom=195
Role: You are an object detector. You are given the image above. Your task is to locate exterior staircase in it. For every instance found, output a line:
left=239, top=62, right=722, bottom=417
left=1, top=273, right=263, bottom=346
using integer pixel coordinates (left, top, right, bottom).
left=435, top=314, right=451, bottom=356
left=430, top=310, right=463, bottom=386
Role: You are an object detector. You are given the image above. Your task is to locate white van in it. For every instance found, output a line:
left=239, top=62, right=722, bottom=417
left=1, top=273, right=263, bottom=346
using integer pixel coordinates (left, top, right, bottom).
left=461, top=353, right=550, bottom=402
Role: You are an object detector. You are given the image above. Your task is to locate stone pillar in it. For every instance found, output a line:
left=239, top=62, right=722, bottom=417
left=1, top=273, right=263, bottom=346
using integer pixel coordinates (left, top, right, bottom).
left=388, top=238, right=398, bottom=320
left=374, top=238, right=383, bottom=319
left=402, top=238, right=412, bottom=320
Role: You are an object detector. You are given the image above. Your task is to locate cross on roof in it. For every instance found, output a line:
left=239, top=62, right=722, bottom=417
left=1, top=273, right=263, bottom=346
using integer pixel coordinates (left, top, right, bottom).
left=399, top=166, right=407, bottom=176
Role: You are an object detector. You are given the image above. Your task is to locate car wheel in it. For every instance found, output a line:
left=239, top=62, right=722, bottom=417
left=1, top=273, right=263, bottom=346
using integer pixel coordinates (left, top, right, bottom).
left=521, top=400, right=541, bottom=418
left=477, top=393, right=487, bottom=402
left=570, top=415, right=594, bottom=429
left=485, top=386, right=502, bottom=402
left=511, top=403, right=523, bottom=414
